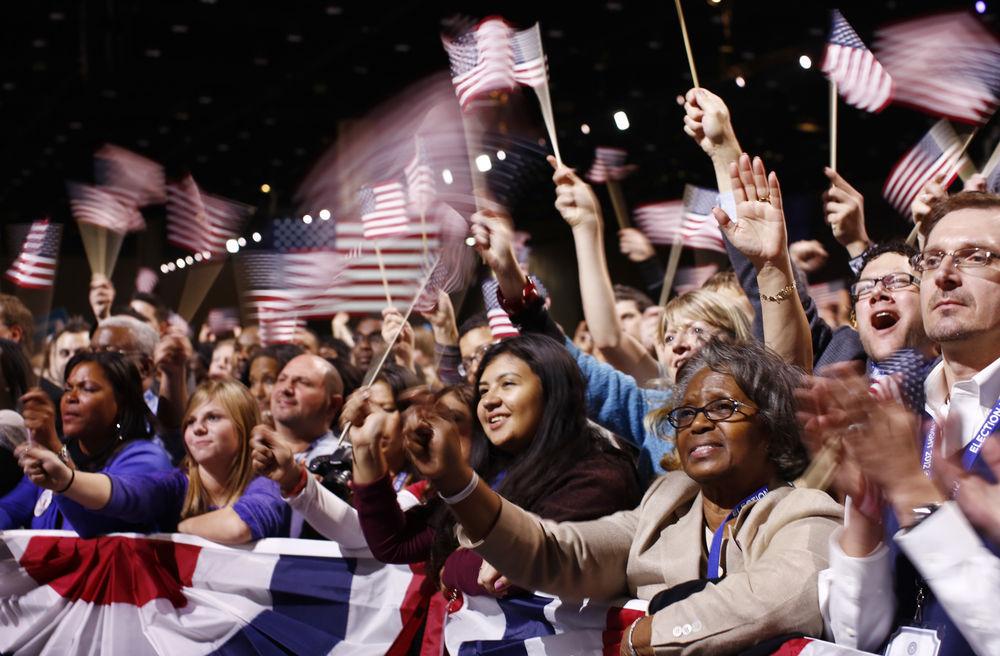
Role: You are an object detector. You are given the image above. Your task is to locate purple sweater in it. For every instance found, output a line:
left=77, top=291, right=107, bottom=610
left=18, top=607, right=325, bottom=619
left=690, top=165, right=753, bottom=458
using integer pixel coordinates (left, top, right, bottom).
left=104, top=470, right=291, bottom=540
left=0, top=439, right=173, bottom=537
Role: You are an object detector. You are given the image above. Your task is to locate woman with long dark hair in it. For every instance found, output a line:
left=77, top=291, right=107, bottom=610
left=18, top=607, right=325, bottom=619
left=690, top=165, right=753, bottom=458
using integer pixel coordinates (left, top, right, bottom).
left=2, top=351, right=172, bottom=535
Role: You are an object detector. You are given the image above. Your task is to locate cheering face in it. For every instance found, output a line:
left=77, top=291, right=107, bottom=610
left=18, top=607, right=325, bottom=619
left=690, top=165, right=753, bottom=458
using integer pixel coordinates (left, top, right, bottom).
left=615, top=300, right=644, bottom=342
left=368, top=381, right=405, bottom=473
left=60, top=362, right=119, bottom=443
left=921, top=209, right=1000, bottom=347
left=476, top=354, right=543, bottom=454
left=674, top=369, right=772, bottom=487
left=248, top=356, right=279, bottom=416
left=855, top=253, right=926, bottom=363
left=183, top=399, right=240, bottom=468
left=50, top=331, right=90, bottom=385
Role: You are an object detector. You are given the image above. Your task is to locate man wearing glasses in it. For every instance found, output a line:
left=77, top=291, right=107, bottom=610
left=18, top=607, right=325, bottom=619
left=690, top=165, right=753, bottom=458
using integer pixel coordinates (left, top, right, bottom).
left=823, top=193, right=1000, bottom=655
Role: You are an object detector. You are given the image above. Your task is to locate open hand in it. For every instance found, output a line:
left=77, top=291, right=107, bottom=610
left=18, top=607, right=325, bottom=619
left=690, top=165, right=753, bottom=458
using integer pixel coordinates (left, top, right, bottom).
left=711, top=153, right=787, bottom=270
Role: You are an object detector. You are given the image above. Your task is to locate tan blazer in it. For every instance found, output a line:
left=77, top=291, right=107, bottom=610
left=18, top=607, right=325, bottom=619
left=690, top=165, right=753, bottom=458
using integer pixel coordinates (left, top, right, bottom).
left=458, top=471, right=843, bottom=655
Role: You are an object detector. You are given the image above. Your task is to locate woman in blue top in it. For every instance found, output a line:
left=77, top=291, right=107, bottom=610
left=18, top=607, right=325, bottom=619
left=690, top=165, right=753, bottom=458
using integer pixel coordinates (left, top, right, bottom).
left=18, top=379, right=289, bottom=543
left=1, top=351, right=173, bottom=535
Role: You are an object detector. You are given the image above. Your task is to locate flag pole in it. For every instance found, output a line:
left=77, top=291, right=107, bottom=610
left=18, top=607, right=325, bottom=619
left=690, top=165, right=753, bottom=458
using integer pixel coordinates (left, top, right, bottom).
left=829, top=80, right=838, bottom=170
left=532, top=83, right=562, bottom=167
left=373, top=242, right=394, bottom=307
left=955, top=128, right=979, bottom=183
left=981, top=137, right=1000, bottom=179
left=673, top=0, right=700, bottom=88
left=337, top=253, right=442, bottom=447
left=658, top=236, right=684, bottom=306
left=605, top=180, right=630, bottom=230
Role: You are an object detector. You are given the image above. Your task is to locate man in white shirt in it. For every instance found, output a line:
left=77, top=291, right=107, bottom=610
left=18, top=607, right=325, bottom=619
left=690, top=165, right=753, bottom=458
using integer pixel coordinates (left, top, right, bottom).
left=820, top=192, right=1000, bottom=655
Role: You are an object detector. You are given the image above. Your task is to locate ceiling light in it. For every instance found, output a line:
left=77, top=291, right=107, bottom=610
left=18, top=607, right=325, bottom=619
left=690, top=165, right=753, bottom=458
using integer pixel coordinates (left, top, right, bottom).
left=613, top=111, right=630, bottom=131
left=319, top=209, right=331, bottom=220
left=799, top=55, right=812, bottom=69
left=226, top=240, right=239, bottom=254
left=475, top=154, right=492, bottom=172
left=441, top=169, right=454, bottom=185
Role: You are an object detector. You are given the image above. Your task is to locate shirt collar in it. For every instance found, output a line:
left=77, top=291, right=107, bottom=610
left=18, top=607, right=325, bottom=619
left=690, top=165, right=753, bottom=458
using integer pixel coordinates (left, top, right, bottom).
left=925, top=353, right=1000, bottom=417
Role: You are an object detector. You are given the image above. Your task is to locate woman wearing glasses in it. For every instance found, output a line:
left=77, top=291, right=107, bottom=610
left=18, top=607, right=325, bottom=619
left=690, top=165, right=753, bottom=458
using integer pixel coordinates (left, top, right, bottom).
left=404, top=339, right=842, bottom=654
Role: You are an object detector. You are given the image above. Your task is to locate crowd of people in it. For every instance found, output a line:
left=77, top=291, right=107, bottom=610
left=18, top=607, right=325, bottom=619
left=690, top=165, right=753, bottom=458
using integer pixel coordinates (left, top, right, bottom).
left=0, top=86, right=998, bottom=656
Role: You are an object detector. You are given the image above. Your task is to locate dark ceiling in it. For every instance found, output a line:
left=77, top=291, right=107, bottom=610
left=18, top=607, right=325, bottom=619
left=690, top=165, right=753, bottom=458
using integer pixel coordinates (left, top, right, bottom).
left=0, top=0, right=995, bottom=260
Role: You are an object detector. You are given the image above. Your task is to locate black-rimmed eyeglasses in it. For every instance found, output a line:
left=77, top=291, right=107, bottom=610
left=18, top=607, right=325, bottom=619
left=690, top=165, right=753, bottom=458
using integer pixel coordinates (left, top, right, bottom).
left=666, top=398, right=757, bottom=429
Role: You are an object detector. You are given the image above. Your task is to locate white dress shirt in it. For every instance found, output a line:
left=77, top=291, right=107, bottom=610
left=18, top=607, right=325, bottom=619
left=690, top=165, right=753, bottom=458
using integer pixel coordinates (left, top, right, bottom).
left=820, top=354, right=1000, bottom=654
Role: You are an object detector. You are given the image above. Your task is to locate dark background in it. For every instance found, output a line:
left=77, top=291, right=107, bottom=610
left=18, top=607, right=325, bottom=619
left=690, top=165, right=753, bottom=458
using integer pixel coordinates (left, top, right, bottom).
left=1, top=0, right=996, bottom=331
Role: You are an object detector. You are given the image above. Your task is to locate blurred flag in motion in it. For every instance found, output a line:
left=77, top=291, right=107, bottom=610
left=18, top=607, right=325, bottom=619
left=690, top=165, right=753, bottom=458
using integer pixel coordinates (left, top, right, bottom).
left=586, top=147, right=633, bottom=183
left=882, top=119, right=971, bottom=217
left=4, top=220, right=61, bottom=290
left=167, top=175, right=251, bottom=256
left=633, top=186, right=725, bottom=253
left=93, top=144, right=166, bottom=212
left=359, top=181, right=410, bottom=239
left=823, top=10, right=892, bottom=113
left=67, top=182, right=144, bottom=233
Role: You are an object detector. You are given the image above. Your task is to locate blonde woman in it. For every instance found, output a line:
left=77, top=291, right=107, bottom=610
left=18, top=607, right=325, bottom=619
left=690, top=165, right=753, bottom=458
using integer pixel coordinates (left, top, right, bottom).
left=18, top=379, right=289, bottom=544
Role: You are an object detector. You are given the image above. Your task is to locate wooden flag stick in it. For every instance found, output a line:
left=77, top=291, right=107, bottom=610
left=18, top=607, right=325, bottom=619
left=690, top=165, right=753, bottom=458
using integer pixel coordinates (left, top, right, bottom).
left=96, top=226, right=108, bottom=278
left=955, top=128, right=979, bottom=183
left=104, top=231, right=125, bottom=279
left=532, top=83, right=562, bottom=167
left=829, top=80, right=838, bottom=171
left=337, top=253, right=443, bottom=447
left=373, top=242, right=394, bottom=307
left=178, top=260, right=225, bottom=322
left=981, top=137, right=1000, bottom=179
left=77, top=223, right=102, bottom=276
left=673, top=0, right=700, bottom=88
left=905, top=223, right=921, bottom=247
left=605, top=180, right=630, bottom=230
left=658, top=236, right=685, bottom=306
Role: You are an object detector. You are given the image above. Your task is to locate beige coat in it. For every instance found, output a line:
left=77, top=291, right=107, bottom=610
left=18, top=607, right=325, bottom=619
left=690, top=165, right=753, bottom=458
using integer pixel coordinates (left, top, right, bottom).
left=458, top=471, right=843, bottom=655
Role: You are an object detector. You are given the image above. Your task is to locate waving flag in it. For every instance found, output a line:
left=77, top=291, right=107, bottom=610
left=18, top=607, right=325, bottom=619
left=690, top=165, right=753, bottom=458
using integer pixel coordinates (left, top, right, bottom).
left=882, top=120, right=971, bottom=218
left=823, top=10, right=892, bottom=113
left=93, top=144, right=166, bottom=211
left=236, top=252, right=305, bottom=345
left=443, top=18, right=517, bottom=109
left=0, top=531, right=423, bottom=656
left=360, top=181, right=409, bottom=239
left=5, top=220, right=61, bottom=289
left=405, top=137, right=437, bottom=216
left=586, top=147, right=632, bottom=183
left=511, top=22, right=548, bottom=87
left=167, top=176, right=251, bottom=256
left=875, top=11, right=1000, bottom=125
left=67, top=182, right=144, bottom=233
left=633, top=186, right=725, bottom=253
left=481, top=278, right=520, bottom=340
left=674, top=264, right=719, bottom=295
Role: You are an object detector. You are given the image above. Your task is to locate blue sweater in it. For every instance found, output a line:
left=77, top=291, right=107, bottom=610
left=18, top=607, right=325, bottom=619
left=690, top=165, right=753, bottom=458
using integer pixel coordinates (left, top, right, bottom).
left=0, top=439, right=173, bottom=537
left=104, top=469, right=290, bottom=541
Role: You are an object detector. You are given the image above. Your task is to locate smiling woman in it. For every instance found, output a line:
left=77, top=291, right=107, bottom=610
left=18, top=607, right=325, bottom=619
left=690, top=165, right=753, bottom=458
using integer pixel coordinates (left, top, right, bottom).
left=14, top=379, right=290, bottom=544
left=404, top=338, right=842, bottom=654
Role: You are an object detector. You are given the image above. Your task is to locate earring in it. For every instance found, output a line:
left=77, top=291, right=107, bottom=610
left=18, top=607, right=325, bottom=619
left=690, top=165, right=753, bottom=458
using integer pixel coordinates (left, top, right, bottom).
left=116, top=422, right=124, bottom=441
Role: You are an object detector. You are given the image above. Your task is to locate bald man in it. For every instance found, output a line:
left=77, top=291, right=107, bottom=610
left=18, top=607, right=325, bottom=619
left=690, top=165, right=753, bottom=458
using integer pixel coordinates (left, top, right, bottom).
left=270, top=354, right=344, bottom=465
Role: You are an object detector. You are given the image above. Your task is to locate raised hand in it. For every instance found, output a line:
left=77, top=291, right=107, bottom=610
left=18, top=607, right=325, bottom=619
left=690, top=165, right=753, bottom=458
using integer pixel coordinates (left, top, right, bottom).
left=711, top=153, right=787, bottom=270
left=469, top=210, right=518, bottom=275
left=420, top=290, right=459, bottom=346
left=822, top=168, right=869, bottom=257
left=911, top=171, right=948, bottom=227
left=250, top=425, right=304, bottom=495
left=548, top=156, right=601, bottom=230
left=154, top=333, right=191, bottom=381
left=682, top=88, right=739, bottom=158
left=381, top=306, right=415, bottom=370
left=16, top=443, right=72, bottom=492
left=789, top=240, right=829, bottom=274
left=402, top=406, right=469, bottom=492
left=618, top=228, right=656, bottom=263
left=18, top=389, right=59, bottom=452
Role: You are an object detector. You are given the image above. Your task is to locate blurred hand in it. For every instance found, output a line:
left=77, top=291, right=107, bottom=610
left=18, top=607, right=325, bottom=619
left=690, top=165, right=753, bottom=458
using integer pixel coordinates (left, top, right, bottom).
left=420, top=290, right=459, bottom=346
left=711, top=153, right=787, bottom=270
left=341, top=388, right=390, bottom=453
left=469, top=210, right=519, bottom=277
left=965, top=172, right=987, bottom=193
left=331, top=312, right=354, bottom=348
left=477, top=560, right=512, bottom=598
left=250, top=424, right=302, bottom=495
left=89, top=274, right=115, bottom=322
left=789, top=240, right=829, bottom=274
left=935, top=438, right=1000, bottom=544
left=154, top=333, right=191, bottom=381
left=548, top=156, right=601, bottom=230
left=381, top=306, right=415, bottom=369
left=618, top=228, right=656, bottom=262
left=402, top=405, right=468, bottom=491
left=682, top=88, right=738, bottom=157
left=19, top=389, right=59, bottom=452
left=822, top=168, right=869, bottom=253
left=16, top=443, right=72, bottom=491
left=911, top=171, right=949, bottom=227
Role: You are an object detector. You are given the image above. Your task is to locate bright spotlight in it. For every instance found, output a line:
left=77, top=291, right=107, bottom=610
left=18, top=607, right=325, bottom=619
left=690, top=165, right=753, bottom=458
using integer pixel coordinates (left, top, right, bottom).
left=613, top=111, right=630, bottom=131
left=319, top=209, right=331, bottom=220
left=475, top=154, right=492, bottom=172
left=799, top=55, right=812, bottom=70
left=441, top=168, right=454, bottom=185
left=226, top=239, right=239, bottom=254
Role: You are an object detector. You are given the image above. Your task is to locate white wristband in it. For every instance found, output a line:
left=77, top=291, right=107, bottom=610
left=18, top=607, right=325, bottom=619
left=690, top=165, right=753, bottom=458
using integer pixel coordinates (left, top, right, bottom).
left=439, top=471, right=480, bottom=505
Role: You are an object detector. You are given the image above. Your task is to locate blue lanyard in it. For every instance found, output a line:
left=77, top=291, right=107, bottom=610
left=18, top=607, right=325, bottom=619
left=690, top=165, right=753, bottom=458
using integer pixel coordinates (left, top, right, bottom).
left=706, top=486, right=769, bottom=579
left=922, top=395, right=1000, bottom=474
left=392, top=471, right=409, bottom=492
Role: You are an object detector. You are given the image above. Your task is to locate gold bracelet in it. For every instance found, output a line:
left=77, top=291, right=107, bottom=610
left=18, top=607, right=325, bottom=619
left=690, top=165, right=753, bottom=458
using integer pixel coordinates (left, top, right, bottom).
left=759, top=282, right=796, bottom=304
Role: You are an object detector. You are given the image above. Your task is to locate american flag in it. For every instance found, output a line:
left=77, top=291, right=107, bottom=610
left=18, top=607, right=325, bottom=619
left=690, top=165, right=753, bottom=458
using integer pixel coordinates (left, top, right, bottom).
left=405, top=137, right=437, bottom=217
left=93, top=144, right=166, bottom=210
left=66, top=182, right=144, bottom=234
left=481, top=278, right=520, bottom=340
left=632, top=185, right=725, bottom=253
left=882, top=120, right=971, bottom=218
left=586, top=147, right=630, bottom=184
left=206, top=308, right=241, bottom=336
left=674, top=264, right=719, bottom=295
left=823, top=10, right=892, bottom=113
left=273, top=217, right=354, bottom=313
left=510, top=23, right=548, bottom=88
left=5, top=220, right=61, bottom=289
left=359, top=181, right=409, bottom=240
left=875, top=11, right=1000, bottom=125
left=134, top=267, right=158, bottom=294
left=236, top=252, right=304, bottom=345
left=808, top=279, right=848, bottom=309
left=443, top=18, right=516, bottom=109
left=167, top=175, right=250, bottom=256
